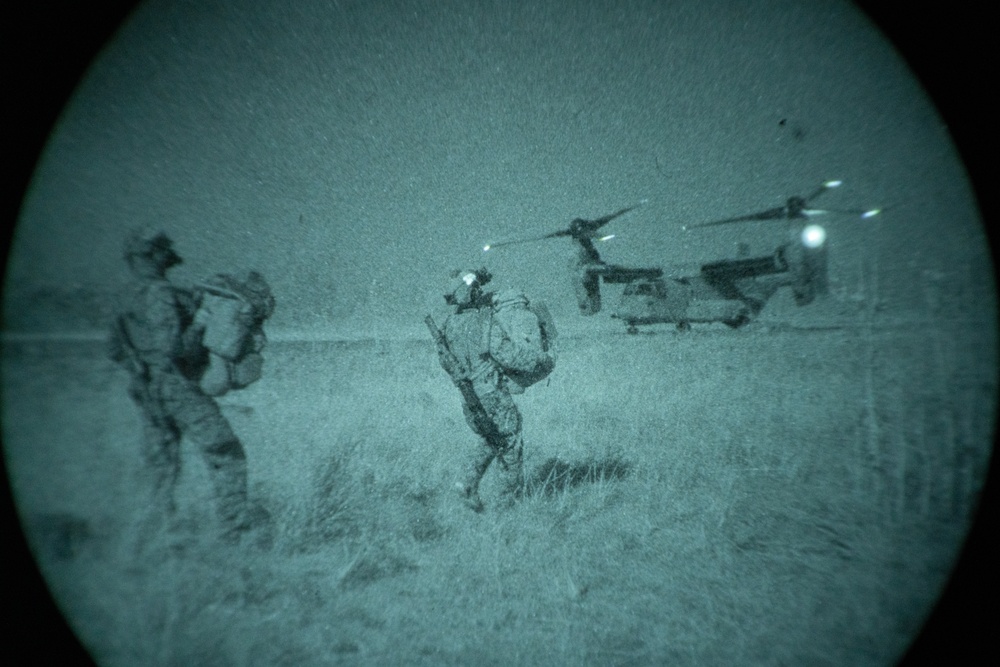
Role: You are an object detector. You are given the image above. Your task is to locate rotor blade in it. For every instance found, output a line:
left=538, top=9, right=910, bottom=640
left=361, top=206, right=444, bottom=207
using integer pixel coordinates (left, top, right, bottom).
left=802, top=206, right=883, bottom=219
left=802, top=179, right=843, bottom=204
left=483, top=231, right=566, bottom=251
left=484, top=200, right=646, bottom=250
left=569, top=202, right=647, bottom=238
left=684, top=205, right=788, bottom=229
left=685, top=181, right=846, bottom=230
left=588, top=202, right=645, bottom=229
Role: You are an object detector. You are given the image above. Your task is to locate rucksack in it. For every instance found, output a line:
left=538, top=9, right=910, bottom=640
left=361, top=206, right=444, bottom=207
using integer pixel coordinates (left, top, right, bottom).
left=193, top=271, right=275, bottom=396
left=490, top=289, right=557, bottom=393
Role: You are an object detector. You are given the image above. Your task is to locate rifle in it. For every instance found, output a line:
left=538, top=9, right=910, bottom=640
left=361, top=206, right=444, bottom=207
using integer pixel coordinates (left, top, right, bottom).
left=425, top=314, right=505, bottom=445
left=111, top=315, right=147, bottom=379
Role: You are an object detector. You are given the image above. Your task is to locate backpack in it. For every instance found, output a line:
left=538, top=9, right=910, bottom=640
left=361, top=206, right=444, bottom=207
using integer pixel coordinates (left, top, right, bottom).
left=490, top=289, right=557, bottom=393
left=193, top=271, right=275, bottom=396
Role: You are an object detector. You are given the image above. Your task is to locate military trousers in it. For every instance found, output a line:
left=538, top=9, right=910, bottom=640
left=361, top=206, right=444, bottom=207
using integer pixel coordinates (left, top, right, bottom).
left=130, top=370, right=249, bottom=540
left=461, top=388, right=525, bottom=505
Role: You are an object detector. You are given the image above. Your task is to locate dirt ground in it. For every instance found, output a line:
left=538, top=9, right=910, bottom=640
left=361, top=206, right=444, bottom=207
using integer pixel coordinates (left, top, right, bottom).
left=2, top=311, right=993, bottom=666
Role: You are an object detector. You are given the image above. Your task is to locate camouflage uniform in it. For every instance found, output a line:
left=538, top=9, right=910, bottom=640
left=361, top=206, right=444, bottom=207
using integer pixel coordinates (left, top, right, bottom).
left=438, top=271, right=552, bottom=511
left=108, top=230, right=252, bottom=543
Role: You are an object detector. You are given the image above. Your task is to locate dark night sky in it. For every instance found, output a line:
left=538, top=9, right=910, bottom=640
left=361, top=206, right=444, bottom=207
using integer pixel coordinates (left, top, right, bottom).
left=4, top=0, right=994, bottom=337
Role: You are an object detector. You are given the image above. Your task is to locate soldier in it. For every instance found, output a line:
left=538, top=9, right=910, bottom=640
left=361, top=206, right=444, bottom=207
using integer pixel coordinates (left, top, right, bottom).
left=108, top=228, right=259, bottom=546
left=427, top=269, right=556, bottom=512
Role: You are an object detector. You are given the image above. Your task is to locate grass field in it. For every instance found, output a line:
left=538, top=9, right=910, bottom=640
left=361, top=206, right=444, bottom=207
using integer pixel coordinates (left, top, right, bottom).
left=2, top=315, right=995, bottom=666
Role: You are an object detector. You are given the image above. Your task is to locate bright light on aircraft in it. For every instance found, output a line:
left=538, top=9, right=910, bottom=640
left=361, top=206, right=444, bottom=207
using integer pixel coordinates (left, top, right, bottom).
left=802, top=224, right=827, bottom=248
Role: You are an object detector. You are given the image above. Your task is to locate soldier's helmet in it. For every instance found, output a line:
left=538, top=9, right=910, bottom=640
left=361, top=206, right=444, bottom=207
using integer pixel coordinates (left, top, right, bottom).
left=444, top=268, right=492, bottom=307
left=240, top=270, right=276, bottom=320
left=123, top=227, right=181, bottom=265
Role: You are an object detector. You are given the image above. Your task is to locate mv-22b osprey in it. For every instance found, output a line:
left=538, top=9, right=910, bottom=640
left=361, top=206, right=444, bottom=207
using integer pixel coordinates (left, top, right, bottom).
left=485, top=181, right=880, bottom=332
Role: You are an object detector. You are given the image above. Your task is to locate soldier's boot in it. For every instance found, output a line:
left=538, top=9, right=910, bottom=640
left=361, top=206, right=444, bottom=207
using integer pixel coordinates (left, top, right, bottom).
left=138, top=430, right=181, bottom=516
left=149, top=464, right=181, bottom=522
left=456, top=441, right=493, bottom=513
left=204, top=439, right=252, bottom=544
left=455, top=472, right=486, bottom=513
left=455, top=482, right=485, bottom=513
left=496, top=440, right=525, bottom=510
left=241, top=500, right=276, bottom=551
left=132, top=456, right=183, bottom=559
